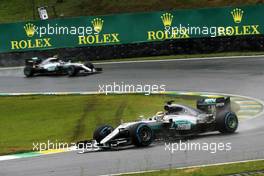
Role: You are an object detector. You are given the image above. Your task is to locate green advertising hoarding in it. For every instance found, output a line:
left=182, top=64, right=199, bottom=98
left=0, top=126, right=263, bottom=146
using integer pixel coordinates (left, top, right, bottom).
left=0, top=4, right=263, bottom=53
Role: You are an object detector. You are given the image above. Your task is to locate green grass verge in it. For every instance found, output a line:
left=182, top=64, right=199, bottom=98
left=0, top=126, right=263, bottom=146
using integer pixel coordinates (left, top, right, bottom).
left=0, top=0, right=263, bottom=23
left=0, top=94, right=196, bottom=155
left=124, top=160, right=264, bottom=176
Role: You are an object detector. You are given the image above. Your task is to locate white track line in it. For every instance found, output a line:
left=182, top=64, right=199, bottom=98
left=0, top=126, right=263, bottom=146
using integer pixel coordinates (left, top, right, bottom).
left=96, top=54, right=264, bottom=65
left=0, top=66, right=23, bottom=70
left=106, top=159, right=264, bottom=176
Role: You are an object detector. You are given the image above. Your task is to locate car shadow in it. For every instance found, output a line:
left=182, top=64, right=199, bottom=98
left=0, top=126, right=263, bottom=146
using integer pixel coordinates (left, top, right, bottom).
left=24, top=71, right=102, bottom=78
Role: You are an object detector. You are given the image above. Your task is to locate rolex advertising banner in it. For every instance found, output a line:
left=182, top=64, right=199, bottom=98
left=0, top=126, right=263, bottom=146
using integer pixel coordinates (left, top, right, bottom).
left=0, top=4, right=263, bottom=53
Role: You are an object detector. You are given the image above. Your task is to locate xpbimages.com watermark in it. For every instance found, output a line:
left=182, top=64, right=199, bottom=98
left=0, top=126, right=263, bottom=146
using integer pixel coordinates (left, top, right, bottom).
left=24, top=18, right=105, bottom=38
left=33, top=140, right=76, bottom=151
left=32, top=140, right=99, bottom=153
left=165, top=140, right=232, bottom=154
left=27, top=23, right=99, bottom=38
left=33, top=140, right=232, bottom=154
left=159, top=23, right=260, bottom=38
left=162, top=24, right=221, bottom=38
left=98, top=82, right=166, bottom=95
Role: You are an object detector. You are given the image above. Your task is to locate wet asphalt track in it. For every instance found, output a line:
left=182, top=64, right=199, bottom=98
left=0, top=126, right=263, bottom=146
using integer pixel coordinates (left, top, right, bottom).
left=0, top=56, right=264, bottom=176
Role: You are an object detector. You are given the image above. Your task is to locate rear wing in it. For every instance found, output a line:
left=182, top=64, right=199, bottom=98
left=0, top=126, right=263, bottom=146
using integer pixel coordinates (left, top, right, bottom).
left=25, top=57, right=42, bottom=66
left=197, top=96, right=231, bottom=114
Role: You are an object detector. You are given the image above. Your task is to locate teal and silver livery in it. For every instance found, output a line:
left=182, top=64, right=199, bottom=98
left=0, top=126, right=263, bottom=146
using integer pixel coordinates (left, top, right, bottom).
left=78, top=97, right=238, bottom=152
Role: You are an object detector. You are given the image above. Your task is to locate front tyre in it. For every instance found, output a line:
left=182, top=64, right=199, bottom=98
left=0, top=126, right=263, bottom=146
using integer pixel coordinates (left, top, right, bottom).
left=216, top=112, right=238, bottom=133
left=130, top=123, right=153, bottom=147
left=24, top=67, right=35, bottom=77
left=93, top=125, right=114, bottom=143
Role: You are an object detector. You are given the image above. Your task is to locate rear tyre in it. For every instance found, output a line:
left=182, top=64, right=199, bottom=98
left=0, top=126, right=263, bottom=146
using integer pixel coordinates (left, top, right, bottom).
left=130, top=123, right=153, bottom=147
left=24, top=67, right=35, bottom=77
left=216, top=112, right=238, bottom=133
left=67, top=66, right=78, bottom=76
left=93, top=125, right=114, bottom=143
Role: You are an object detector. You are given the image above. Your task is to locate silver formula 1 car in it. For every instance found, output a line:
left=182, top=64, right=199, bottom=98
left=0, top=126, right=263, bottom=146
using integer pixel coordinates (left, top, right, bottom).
left=24, top=57, right=102, bottom=77
left=78, top=97, right=238, bottom=151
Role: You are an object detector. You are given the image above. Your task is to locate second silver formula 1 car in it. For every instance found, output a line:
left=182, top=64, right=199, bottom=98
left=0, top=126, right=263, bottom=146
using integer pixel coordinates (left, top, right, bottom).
left=78, top=97, right=238, bottom=151
left=24, top=56, right=102, bottom=77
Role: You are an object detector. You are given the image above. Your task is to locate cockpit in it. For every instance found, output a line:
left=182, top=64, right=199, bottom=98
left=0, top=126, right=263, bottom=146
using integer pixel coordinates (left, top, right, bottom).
left=40, top=58, right=59, bottom=65
left=165, top=105, right=186, bottom=115
left=164, top=103, right=202, bottom=116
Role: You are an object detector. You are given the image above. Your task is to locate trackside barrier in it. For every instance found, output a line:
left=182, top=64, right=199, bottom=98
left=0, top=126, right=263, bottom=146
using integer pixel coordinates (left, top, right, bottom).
left=0, top=4, right=264, bottom=53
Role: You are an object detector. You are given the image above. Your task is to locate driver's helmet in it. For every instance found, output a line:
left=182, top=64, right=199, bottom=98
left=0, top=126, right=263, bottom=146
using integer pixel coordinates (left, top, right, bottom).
left=52, top=54, right=63, bottom=63
left=53, top=54, right=58, bottom=58
left=155, top=111, right=165, bottom=121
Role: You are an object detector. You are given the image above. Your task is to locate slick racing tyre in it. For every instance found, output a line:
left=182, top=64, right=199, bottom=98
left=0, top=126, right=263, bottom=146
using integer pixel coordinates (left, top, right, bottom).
left=216, top=112, right=238, bottom=133
left=67, top=66, right=79, bottom=76
left=24, top=67, right=35, bottom=77
left=93, top=125, right=114, bottom=143
left=130, top=123, right=153, bottom=147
